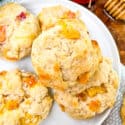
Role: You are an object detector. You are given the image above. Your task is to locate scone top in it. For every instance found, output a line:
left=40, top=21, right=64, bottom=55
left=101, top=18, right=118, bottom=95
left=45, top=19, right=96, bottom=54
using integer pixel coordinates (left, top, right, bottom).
left=32, top=6, right=102, bottom=91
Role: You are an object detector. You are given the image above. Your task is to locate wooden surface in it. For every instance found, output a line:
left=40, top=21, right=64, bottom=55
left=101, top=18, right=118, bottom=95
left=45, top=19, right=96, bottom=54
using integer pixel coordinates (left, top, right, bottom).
left=84, top=0, right=125, bottom=64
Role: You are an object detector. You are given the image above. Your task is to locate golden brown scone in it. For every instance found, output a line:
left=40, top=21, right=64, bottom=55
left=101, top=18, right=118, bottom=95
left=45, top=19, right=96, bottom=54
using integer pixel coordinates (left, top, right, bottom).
left=66, top=57, right=113, bottom=95
left=31, top=18, right=102, bottom=90
left=121, top=94, right=125, bottom=125
left=38, top=5, right=78, bottom=30
left=0, top=2, right=40, bottom=61
left=54, top=58, right=119, bottom=119
left=0, top=69, right=52, bottom=125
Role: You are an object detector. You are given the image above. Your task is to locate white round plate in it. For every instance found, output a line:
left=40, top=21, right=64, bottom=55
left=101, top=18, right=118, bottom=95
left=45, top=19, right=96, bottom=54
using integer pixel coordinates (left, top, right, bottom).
left=0, top=0, right=121, bottom=125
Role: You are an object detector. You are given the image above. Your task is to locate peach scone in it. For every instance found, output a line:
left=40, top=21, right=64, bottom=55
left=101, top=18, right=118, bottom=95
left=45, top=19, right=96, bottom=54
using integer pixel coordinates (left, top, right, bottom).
left=0, top=69, right=52, bottom=125
left=66, top=57, right=113, bottom=95
left=38, top=5, right=78, bottom=30
left=31, top=19, right=102, bottom=90
left=54, top=58, right=119, bottom=119
left=0, top=2, right=40, bottom=61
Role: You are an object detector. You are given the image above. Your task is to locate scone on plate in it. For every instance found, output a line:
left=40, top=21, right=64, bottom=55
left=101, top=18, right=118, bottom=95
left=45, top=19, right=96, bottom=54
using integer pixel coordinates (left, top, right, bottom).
left=121, top=94, right=125, bottom=125
left=66, top=57, right=114, bottom=95
left=31, top=18, right=102, bottom=90
left=0, top=2, right=40, bottom=61
left=54, top=58, right=119, bottom=119
left=38, top=5, right=78, bottom=30
left=0, top=69, right=52, bottom=125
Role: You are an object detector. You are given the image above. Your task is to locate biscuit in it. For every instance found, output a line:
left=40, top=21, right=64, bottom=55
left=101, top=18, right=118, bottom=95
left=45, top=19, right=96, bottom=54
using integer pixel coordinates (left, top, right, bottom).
left=54, top=58, right=119, bottom=119
left=0, top=3, right=40, bottom=61
left=0, top=69, right=52, bottom=125
left=66, top=57, right=112, bottom=95
left=31, top=18, right=102, bottom=90
left=38, top=5, right=78, bottom=30
left=121, top=94, right=125, bottom=125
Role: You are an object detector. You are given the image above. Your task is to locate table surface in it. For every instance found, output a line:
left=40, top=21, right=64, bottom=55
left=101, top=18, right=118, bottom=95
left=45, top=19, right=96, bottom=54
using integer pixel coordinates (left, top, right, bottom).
left=84, top=0, right=125, bottom=65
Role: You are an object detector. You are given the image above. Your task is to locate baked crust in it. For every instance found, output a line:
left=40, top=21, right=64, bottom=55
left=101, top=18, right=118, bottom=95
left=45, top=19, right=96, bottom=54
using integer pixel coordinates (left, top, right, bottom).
left=31, top=18, right=102, bottom=90
left=54, top=58, right=118, bottom=119
left=0, top=69, right=52, bottom=125
left=0, top=3, right=40, bottom=61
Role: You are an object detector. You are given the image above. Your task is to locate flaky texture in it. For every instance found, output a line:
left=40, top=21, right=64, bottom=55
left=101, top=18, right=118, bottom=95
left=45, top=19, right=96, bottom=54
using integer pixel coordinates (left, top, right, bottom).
left=121, top=94, right=125, bottom=125
left=31, top=18, right=102, bottom=90
left=0, top=2, right=40, bottom=61
left=38, top=5, right=78, bottom=30
left=66, top=57, right=112, bottom=95
left=54, top=58, right=119, bottom=119
left=0, top=69, right=52, bottom=125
